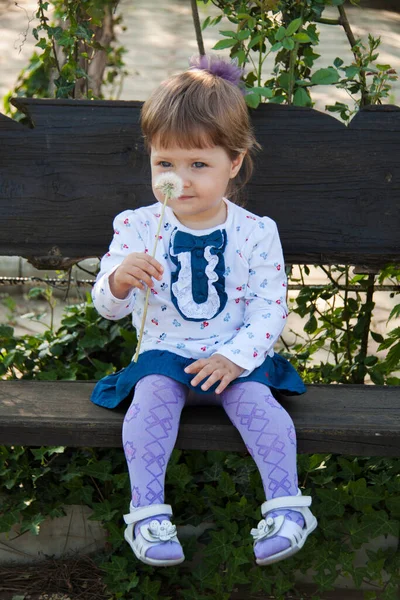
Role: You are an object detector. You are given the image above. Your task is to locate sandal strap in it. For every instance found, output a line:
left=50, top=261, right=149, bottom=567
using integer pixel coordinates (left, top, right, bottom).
left=123, top=503, right=173, bottom=525
left=261, top=494, right=311, bottom=516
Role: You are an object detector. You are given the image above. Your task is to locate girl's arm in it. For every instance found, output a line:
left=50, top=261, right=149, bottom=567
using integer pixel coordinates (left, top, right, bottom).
left=213, top=219, right=288, bottom=375
left=92, top=209, right=148, bottom=320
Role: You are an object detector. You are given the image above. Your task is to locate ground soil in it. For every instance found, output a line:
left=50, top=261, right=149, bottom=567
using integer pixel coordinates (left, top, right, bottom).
left=0, top=554, right=109, bottom=600
left=0, top=552, right=388, bottom=600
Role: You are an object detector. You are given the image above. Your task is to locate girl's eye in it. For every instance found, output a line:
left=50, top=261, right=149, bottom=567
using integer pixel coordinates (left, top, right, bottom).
left=158, top=161, right=172, bottom=168
left=192, top=162, right=206, bottom=168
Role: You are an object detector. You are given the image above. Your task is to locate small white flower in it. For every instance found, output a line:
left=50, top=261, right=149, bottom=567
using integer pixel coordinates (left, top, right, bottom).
left=154, top=172, right=184, bottom=199
left=148, top=519, right=177, bottom=542
left=250, top=515, right=285, bottom=542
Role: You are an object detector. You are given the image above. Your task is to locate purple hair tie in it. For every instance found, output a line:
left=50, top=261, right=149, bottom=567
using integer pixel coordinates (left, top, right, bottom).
left=189, top=54, right=246, bottom=94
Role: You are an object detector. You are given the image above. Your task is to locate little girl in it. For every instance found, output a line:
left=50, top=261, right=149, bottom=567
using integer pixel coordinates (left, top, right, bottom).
left=91, top=55, right=317, bottom=568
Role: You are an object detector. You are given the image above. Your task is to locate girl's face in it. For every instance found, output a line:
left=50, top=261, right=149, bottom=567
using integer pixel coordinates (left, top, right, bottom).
left=150, top=143, right=244, bottom=229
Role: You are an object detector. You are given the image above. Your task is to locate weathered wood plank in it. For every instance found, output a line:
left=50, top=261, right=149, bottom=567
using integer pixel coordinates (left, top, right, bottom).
left=0, top=381, right=398, bottom=456
left=0, top=100, right=399, bottom=267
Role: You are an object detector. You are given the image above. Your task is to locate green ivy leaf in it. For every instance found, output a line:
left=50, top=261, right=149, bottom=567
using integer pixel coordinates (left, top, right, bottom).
left=100, top=555, right=128, bottom=580
left=167, top=463, right=192, bottom=489
left=0, top=510, right=21, bottom=533
left=304, top=314, right=318, bottom=334
left=203, top=529, right=233, bottom=562
left=385, top=494, right=400, bottom=518
left=351, top=565, right=370, bottom=588
left=347, top=479, right=382, bottom=510
left=140, top=575, right=161, bottom=599
left=35, top=38, right=48, bottom=50
left=313, top=567, right=337, bottom=590
left=180, top=585, right=210, bottom=600
left=192, top=561, right=218, bottom=588
left=367, top=510, right=400, bottom=538
left=316, top=488, right=349, bottom=516
left=348, top=513, right=370, bottom=547
left=20, top=513, right=46, bottom=536
left=80, top=460, right=113, bottom=481
left=104, top=521, right=124, bottom=546
left=89, top=500, right=119, bottom=522
left=249, top=568, right=272, bottom=594
left=80, top=326, right=108, bottom=349
left=203, top=462, right=223, bottom=482
left=217, top=472, right=236, bottom=497
left=65, top=484, right=94, bottom=505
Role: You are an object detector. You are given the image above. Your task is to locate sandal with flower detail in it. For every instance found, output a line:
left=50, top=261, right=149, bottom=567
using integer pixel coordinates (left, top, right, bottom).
left=251, top=488, right=317, bottom=566
left=123, top=502, right=185, bottom=566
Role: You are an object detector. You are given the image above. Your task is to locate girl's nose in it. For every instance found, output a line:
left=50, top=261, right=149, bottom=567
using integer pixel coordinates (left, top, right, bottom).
left=177, top=169, right=191, bottom=188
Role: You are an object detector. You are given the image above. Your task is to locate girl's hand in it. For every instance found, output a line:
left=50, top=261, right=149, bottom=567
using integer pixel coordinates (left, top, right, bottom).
left=184, top=354, right=245, bottom=395
left=109, top=253, right=164, bottom=299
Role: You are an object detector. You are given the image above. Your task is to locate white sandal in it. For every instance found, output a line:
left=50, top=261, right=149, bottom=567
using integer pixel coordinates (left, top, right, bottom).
left=123, top=502, right=185, bottom=566
left=251, top=489, right=317, bottom=566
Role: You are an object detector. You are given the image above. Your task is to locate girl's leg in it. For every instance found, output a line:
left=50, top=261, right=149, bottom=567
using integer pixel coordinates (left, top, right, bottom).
left=220, top=381, right=304, bottom=561
left=122, top=374, right=187, bottom=560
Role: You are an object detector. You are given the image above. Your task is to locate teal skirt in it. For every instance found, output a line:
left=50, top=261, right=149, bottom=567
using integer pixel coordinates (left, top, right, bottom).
left=90, top=349, right=306, bottom=409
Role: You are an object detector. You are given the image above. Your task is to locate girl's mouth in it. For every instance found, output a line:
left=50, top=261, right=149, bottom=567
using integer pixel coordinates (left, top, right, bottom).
left=178, top=195, right=193, bottom=201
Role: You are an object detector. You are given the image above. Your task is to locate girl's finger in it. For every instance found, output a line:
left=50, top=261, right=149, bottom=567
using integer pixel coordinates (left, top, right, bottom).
left=116, top=272, right=146, bottom=290
left=201, top=370, right=223, bottom=391
left=215, top=375, right=232, bottom=395
left=185, top=359, right=205, bottom=374
left=141, top=254, right=164, bottom=274
left=137, top=258, right=164, bottom=280
left=190, top=364, right=215, bottom=387
left=129, top=268, right=154, bottom=288
left=192, top=365, right=222, bottom=388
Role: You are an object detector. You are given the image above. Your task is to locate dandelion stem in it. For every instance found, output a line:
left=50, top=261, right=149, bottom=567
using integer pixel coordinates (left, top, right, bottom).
left=133, top=191, right=171, bottom=362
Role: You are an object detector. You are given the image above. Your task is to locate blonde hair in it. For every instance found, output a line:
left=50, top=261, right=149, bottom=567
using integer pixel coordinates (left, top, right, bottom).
left=140, top=68, right=261, bottom=203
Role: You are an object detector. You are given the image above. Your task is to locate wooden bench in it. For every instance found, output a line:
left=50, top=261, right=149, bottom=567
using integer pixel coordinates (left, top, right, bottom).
left=0, top=98, right=399, bottom=457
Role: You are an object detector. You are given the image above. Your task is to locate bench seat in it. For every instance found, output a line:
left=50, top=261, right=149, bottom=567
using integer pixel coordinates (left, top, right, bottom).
left=0, top=381, right=399, bottom=457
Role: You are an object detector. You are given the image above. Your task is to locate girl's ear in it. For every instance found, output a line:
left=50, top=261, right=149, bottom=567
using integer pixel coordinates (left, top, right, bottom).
left=230, top=152, right=246, bottom=178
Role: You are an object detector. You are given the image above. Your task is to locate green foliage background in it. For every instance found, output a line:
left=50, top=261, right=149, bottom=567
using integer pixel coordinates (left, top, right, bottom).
left=1, top=288, right=399, bottom=598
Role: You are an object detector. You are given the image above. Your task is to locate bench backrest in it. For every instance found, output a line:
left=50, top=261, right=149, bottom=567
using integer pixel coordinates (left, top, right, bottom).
left=0, top=98, right=399, bottom=269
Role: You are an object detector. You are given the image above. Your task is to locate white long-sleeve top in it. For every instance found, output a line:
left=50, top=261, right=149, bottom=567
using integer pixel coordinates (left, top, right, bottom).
left=92, top=198, right=289, bottom=376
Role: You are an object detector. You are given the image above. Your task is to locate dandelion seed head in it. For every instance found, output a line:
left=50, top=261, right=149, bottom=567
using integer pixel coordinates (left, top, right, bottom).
left=154, top=172, right=184, bottom=199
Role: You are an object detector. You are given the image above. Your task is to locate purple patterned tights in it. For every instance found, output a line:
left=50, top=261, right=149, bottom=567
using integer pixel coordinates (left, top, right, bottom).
left=122, top=375, right=303, bottom=562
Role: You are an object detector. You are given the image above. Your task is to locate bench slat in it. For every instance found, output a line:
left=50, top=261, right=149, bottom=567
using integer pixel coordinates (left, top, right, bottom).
left=0, top=381, right=398, bottom=456
left=1, top=101, right=399, bottom=267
